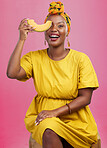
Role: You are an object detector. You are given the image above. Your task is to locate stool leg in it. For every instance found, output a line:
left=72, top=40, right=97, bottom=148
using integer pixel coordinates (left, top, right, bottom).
left=91, top=132, right=101, bottom=148
left=91, top=139, right=101, bottom=148
left=29, top=134, right=42, bottom=148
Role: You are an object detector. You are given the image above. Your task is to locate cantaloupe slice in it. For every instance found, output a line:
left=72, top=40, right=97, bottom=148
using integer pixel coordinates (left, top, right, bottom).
left=27, top=19, right=52, bottom=32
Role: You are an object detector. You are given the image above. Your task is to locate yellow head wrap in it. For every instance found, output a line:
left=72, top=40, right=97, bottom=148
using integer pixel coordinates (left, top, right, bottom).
left=44, top=1, right=71, bottom=35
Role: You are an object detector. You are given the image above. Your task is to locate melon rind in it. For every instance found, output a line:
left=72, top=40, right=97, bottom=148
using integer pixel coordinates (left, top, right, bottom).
left=27, top=19, right=52, bottom=32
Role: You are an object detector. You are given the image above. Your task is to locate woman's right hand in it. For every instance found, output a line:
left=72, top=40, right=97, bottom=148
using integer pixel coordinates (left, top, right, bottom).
left=18, top=18, right=35, bottom=41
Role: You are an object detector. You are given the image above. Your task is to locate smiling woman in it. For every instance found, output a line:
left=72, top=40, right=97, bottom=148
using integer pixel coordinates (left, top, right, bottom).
left=6, top=1, right=100, bottom=148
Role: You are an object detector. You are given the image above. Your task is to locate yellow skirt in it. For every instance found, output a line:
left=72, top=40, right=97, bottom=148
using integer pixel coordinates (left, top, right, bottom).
left=24, top=95, right=98, bottom=148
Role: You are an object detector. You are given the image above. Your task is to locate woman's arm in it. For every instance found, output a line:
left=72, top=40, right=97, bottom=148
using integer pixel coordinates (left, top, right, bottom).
left=35, top=88, right=93, bottom=125
left=7, top=39, right=26, bottom=79
left=55, top=88, right=93, bottom=116
left=6, top=18, right=35, bottom=79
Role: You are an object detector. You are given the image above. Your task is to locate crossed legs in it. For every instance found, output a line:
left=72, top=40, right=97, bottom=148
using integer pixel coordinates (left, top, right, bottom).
left=42, top=128, right=73, bottom=148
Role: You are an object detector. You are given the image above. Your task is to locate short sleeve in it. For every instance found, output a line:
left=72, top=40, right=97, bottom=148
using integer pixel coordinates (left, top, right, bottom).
left=18, top=52, right=33, bottom=82
left=78, top=53, right=99, bottom=90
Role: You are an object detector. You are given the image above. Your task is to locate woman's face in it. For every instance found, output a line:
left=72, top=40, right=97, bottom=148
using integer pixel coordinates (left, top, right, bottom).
left=44, top=15, right=68, bottom=47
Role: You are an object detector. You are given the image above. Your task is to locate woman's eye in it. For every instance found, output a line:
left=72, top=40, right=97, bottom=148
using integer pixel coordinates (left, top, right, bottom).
left=58, top=25, right=64, bottom=28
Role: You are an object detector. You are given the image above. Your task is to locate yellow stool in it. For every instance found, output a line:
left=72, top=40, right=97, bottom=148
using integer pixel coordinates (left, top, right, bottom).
left=29, top=133, right=101, bottom=148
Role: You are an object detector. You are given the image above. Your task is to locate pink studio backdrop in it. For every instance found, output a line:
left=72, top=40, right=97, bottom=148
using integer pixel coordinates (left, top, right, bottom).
left=0, top=0, right=107, bottom=147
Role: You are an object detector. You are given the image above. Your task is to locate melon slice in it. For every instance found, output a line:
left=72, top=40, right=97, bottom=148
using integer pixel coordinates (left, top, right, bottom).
left=27, top=19, right=52, bottom=32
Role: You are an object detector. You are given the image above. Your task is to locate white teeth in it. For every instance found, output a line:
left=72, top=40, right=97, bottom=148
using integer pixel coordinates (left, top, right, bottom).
left=50, top=35, right=59, bottom=38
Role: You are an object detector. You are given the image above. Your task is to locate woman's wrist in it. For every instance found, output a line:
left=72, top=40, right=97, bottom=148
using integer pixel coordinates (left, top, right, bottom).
left=18, top=39, right=25, bottom=43
left=54, top=104, right=71, bottom=117
left=66, top=103, right=72, bottom=114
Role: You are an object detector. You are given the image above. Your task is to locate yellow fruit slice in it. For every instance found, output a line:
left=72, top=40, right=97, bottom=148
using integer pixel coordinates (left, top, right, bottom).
left=27, top=19, right=52, bottom=32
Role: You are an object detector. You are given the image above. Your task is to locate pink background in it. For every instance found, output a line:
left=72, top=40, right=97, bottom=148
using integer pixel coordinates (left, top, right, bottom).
left=0, top=0, right=107, bottom=147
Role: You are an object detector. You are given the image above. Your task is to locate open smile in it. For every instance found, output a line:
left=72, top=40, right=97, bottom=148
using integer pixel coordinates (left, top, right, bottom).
left=49, top=34, right=60, bottom=41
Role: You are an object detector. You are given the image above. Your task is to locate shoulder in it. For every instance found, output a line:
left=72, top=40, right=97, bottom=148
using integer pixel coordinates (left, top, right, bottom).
left=70, top=49, right=90, bottom=62
left=32, top=48, right=46, bottom=54
left=31, top=48, right=47, bottom=56
left=71, top=48, right=88, bottom=57
left=24, top=49, right=47, bottom=59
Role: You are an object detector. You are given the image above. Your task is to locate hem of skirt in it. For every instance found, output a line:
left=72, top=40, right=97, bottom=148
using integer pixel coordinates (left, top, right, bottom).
left=32, top=126, right=91, bottom=148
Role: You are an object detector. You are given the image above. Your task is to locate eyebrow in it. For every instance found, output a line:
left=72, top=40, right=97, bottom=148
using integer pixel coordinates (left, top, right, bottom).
left=51, top=21, right=65, bottom=25
left=57, top=21, right=65, bottom=24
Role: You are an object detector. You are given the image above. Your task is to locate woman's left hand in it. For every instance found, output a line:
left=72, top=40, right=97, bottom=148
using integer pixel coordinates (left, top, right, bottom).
left=35, top=109, right=58, bottom=126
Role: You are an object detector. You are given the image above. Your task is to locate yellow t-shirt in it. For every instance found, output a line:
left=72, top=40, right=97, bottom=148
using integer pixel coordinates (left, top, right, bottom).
left=20, top=48, right=99, bottom=99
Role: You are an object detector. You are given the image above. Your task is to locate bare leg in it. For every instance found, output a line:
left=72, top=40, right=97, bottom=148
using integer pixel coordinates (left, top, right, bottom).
left=61, top=137, right=74, bottom=148
left=42, top=128, right=63, bottom=148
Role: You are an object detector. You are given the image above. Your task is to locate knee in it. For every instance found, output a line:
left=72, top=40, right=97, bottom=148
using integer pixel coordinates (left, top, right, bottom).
left=43, top=128, right=55, bottom=139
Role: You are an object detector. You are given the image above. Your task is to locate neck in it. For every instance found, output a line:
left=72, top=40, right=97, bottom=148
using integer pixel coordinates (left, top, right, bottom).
left=48, top=44, right=66, bottom=58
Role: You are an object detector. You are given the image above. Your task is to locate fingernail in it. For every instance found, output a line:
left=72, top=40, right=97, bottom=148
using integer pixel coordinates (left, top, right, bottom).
left=35, top=122, right=38, bottom=126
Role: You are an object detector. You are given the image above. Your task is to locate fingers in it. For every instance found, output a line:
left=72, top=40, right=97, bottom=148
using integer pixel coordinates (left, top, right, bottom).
left=18, top=22, right=27, bottom=29
left=34, top=110, right=56, bottom=126
left=35, top=119, right=43, bottom=126
left=20, top=18, right=29, bottom=24
left=35, top=111, right=49, bottom=126
left=35, top=116, right=48, bottom=126
left=18, top=18, right=28, bottom=29
left=18, top=18, right=36, bottom=32
left=35, top=118, right=43, bottom=126
left=19, top=25, right=36, bottom=32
